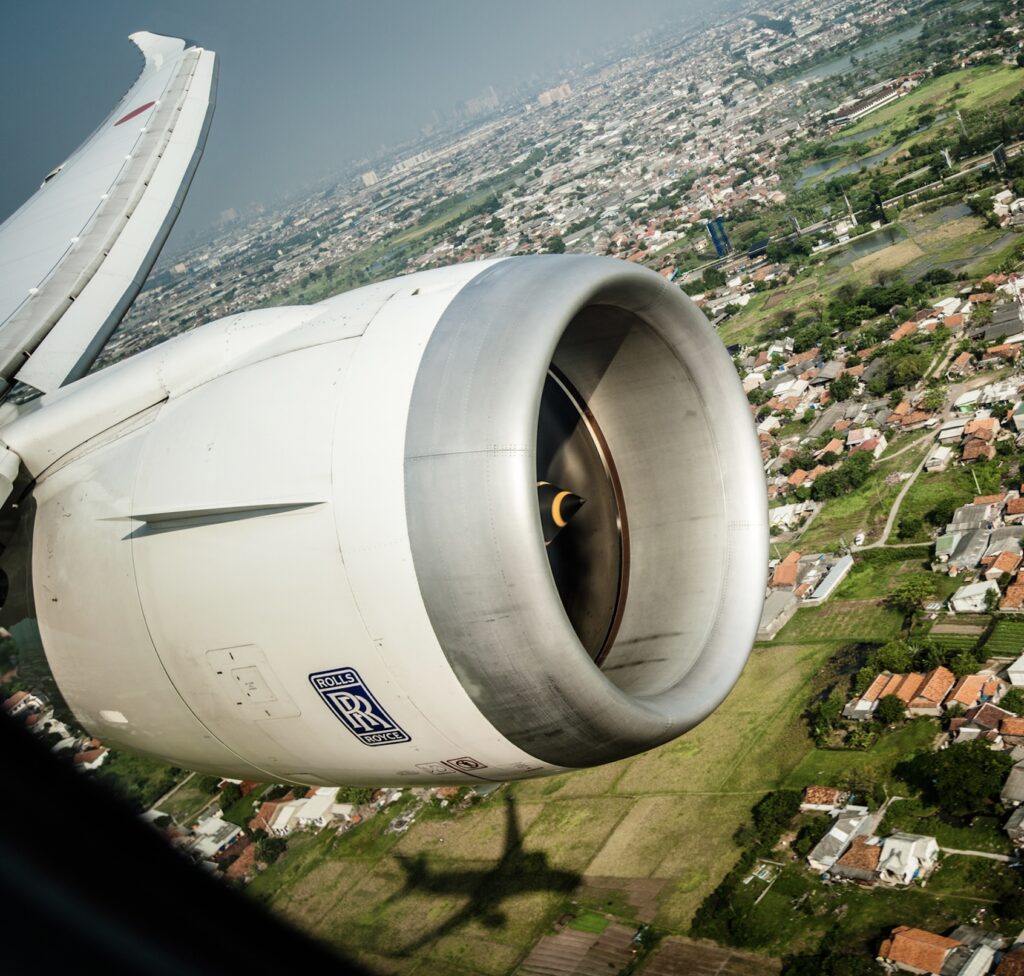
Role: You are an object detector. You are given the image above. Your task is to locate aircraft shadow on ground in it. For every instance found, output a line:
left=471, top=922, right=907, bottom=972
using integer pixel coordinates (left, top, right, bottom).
left=387, top=792, right=581, bottom=955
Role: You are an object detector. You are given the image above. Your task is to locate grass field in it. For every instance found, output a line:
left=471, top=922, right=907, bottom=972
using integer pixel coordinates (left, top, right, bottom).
left=794, top=440, right=932, bottom=551
left=881, top=795, right=1011, bottom=855
left=842, top=65, right=1023, bottom=143
left=245, top=643, right=837, bottom=969
left=895, top=462, right=1006, bottom=542
left=834, top=547, right=932, bottom=600
left=160, top=773, right=220, bottom=825
left=774, top=600, right=905, bottom=644
left=782, top=718, right=937, bottom=794
left=94, top=751, right=184, bottom=814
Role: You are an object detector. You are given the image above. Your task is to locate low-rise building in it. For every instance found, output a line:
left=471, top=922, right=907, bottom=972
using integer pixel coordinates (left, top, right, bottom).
left=949, top=580, right=1000, bottom=613
left=876, top=832, right=938, bottom=887
left=806, top=807, right=871, bottom=873
left=878, top=926, right=961, bottom=974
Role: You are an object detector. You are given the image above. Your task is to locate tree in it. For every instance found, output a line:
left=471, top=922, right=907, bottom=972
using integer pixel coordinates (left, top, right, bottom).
left=897, top=515, right=923, bottom=540
left=899, top=738, right=1014, bottom=817
left=926, top=498, right=958, bottom=528
left=888, top=575, right=938, bottom=615
left=255, top=834, right=287, bottom=864
left=875, top=694, right=906, bottom=725
left=1000, top=687, right=1024, bottom=716
left=335, top=785, right=374, bottom=805
left=872, top=639, right=916, bottom=674
left=219, top=782, right=243, bottom=810
left=808, top=689, right=845, bottom=743
left=829, top=373, right=856, bottom=401
left=702, top=266, right=726, bottom=289
left=985, top=586, right=1001, bottom=613
left=792, top=815, right=830, bottom=857
left=544, top=235, right=566, bottom=254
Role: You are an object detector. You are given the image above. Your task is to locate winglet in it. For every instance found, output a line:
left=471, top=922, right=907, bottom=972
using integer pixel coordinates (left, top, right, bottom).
left=128, top=31, right=188, bottom=72
left=0, top=33, right=217, bottom=400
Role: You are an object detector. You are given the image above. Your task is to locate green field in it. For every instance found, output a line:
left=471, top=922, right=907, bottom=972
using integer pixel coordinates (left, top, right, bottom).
left=834, top=547, right=932, bottom=600
left=895, top=460, right=1007, bottom=543
left=794, top=440, right=932, bottom=552
left=160, top=773, right=220, bottom=825
left=984, top=619, right=1024, bottom=657
left=881, top=795, right=1011, bottom=855
left=782, top=717, right=937, bottom=794
left=245, top=643, right=837, bottom=971
left=774, top=600, right=905, bottom=644
left=842, top=65, right=1022, bottom=143
left=94, top=751, right=185, bottom=814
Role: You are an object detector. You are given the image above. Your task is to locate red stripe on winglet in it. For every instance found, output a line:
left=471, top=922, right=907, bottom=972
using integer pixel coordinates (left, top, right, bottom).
left=114, top=101, right=156, bottom=126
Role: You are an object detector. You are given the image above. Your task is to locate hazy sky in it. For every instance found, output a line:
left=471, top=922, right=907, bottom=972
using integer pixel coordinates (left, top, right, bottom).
left=1, top=1, right=724, bottom=248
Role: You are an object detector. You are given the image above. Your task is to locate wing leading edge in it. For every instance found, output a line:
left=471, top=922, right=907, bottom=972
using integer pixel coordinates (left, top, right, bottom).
left=0, top=32, right=217, bottom=397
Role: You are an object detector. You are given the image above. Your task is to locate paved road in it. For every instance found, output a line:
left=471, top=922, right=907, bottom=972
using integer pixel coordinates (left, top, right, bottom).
left=151, top=770, right=195, bottom=811
left=855, top=369, right=996, bottom=551
left=858, top=443, right=932, bottom=550
left=940, top=846, right=1014, bottom=863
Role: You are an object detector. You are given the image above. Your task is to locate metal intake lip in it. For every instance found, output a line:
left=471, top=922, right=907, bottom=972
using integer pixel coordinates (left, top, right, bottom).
left=403, top=254, right=767, bottom=769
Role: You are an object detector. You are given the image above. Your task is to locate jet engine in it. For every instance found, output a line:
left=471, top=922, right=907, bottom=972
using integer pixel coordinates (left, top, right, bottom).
left=0, top=254, right=766, bottom=785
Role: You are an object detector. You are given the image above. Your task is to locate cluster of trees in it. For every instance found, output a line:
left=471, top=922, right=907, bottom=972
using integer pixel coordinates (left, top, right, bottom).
left=810, top=451, right=872, bottom=501
left=829, top=372, right=857, bottom=401
left=335, top=785, right=375, bottom=805
left=864, top=342, right=933, bottom=395
left=691, top=790, right=802, bottom=948
left=853, top=635, right=986, bottom=695
left=781, top=930, right=881, bottom=976
left=898, top=738, right=1013, bottom=818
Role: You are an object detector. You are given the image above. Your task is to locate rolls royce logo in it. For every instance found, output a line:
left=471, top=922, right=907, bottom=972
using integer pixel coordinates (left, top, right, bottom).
left=308, top=667, right=410, bottom=746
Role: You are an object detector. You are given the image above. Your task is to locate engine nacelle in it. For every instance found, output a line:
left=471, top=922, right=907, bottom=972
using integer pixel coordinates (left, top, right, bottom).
left=2, top=255, right=766, bottom=785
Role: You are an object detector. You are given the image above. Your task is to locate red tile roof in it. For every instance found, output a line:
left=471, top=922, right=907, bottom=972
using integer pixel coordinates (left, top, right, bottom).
left=802, top=786, right=846, bottom=806
left=835, top=835, right=881, bottom=873
left=893, top=673, right=926, bottom=703
left=863, top=672, right=892, bottom=702
left=879, top=927, right=960, bottom=974
left=771, top=551, right=801, bottom=588
left=991, top=552, right=1022, bottom=576
left=996, top=946, right=1024, bottom=975
left=1002, top=583, right=1024, bottom=610
left=912, top=667, right=956, bottom=706
left=947, top=674, right=988, bottom=707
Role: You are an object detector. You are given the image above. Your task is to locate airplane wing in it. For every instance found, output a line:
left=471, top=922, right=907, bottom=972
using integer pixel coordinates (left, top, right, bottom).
left=0, top=32, right=217, bottom=397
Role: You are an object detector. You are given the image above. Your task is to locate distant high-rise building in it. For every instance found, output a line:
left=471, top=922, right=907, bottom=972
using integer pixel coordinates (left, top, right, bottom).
left=706, top=216, right=732, bottom=258
left=360, top=170, right=379, bottom=188
left=537, top=82, right=572, bottom=107
left=464, top=86, right=499, bottom=117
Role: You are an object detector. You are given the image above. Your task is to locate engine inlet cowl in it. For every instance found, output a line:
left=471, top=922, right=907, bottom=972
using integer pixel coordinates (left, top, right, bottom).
left=405, top=255, right=767, bottom=768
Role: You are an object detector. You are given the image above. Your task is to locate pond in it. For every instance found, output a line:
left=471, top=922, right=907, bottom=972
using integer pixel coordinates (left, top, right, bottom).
left=795, top=143, right=903, bottom=189
left=828, top=225, right=907, bottom=267
left=793, top=23, right=924, bottom=82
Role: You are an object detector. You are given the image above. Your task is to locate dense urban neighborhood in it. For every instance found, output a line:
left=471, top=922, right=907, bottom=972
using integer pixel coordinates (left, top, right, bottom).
left=14, top=0, right=1024, bottom=972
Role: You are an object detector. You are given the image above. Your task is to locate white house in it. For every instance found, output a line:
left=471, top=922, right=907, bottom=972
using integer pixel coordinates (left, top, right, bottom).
left=268, top=799, right=306, bottom=836
left=189, top=813, right=241, bottom=860
left=296, top=788, right=338, bottom=828
left=1009, top=653, right=1024, bottom=687
left=950, top=580, right=1000, bottom=613
left=877, top=832, right=939, bottom=886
